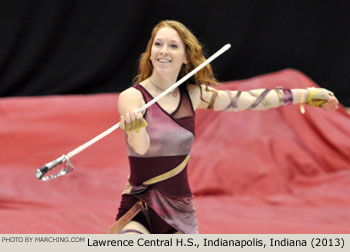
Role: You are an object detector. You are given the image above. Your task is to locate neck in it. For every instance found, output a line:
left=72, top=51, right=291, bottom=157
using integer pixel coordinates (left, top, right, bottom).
left=147, top=74, right=179, bottom=97
left=149, top=73, right=177, bottom=90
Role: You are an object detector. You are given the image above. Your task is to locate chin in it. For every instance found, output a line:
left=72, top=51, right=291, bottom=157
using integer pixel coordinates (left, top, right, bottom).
left=154, top=66, right=181, bottom=76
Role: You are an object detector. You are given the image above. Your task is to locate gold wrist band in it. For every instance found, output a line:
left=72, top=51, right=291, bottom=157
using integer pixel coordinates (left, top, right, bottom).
left=124, top=118, right=148, bottom=133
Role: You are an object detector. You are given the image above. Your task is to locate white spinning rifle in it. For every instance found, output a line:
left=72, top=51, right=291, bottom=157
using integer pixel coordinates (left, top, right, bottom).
left=36, top=44, right=231, bottom=181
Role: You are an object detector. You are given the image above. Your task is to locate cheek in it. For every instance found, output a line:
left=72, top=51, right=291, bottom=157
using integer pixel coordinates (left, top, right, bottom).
left=176, top=52, right=186, bottom=64
left=150, top=48, right=157, bottom=63
left=178, top=49, right=186, bottom=61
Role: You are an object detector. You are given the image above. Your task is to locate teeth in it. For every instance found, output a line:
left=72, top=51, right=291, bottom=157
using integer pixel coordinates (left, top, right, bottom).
left=158, top=59, right=171, bottom=63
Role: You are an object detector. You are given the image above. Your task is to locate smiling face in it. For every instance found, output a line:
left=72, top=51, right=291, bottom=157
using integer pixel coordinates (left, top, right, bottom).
left=150, top=27, right=187, bottom=78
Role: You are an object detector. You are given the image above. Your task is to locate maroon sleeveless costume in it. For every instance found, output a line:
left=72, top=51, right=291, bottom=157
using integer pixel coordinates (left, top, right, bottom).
left=116, top=84, right=199, bottom=234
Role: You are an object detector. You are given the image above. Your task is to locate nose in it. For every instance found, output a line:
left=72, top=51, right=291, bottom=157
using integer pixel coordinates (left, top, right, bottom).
left=160, top=45, right=169, bottom=55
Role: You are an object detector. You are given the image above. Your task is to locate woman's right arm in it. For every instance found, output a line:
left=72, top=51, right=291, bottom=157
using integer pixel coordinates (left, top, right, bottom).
left=118, top=88, right=150, bottom=155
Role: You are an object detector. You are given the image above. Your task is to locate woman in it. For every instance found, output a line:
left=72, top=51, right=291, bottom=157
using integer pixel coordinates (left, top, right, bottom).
left=109, top=20, right=339, bottom=234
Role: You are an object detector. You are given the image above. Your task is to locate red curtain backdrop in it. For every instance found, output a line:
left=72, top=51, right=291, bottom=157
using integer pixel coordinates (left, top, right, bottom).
left=0, top=69, right=349, bottom=233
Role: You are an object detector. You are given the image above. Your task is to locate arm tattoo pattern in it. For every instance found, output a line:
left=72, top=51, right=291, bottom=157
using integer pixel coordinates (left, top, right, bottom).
left=224, top=88, right=293, bottom=111
left=224, top=90, right=241, bottom=111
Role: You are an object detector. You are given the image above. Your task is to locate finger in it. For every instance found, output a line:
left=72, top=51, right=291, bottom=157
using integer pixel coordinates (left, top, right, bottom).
left=120, top=120, right=125, bottom=129
left=120, top=115, right=125, bottom=129
left=323, top=103, right=331, bottom=111
left=329, top=102, right=337, bottom=110
left=136, top=112, right=142, bottom=120
left=324, top=97, right=335, bottom=110
left=125, top=113, right=131, bottom=124
left=331, top=97, right=339, bottom=109
left=331, top=102, right=339, bottom=110
left=130, top=111, right=136, bottom=122
left=334, top=102, right=339, bottom=109
left=330, top=96, right=339, bottom=104
left=329, top=98, right=338, bottom=110
left=335, top=96, right=339, bottom=104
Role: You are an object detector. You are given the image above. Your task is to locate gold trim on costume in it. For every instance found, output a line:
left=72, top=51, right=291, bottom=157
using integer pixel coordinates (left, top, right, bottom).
left=143, top=155, right=190, bottom=185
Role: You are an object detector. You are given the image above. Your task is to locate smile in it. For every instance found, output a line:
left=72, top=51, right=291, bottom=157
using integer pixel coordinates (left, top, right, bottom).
left=157, top=59, right=172, bottom=63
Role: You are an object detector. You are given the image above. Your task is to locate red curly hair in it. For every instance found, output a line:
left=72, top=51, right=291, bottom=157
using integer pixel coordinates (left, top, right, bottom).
left=134, top=20, right=218, bottom=87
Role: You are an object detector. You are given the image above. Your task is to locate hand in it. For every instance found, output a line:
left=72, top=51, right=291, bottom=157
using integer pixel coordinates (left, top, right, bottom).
left=305, top=88, right=339, bottom=111
left=322, top=95, right=339, bottom=111
left=120, top=110, right=147, bottom=132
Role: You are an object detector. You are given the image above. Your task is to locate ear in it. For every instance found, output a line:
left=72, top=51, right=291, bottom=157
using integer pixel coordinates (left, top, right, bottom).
left=183, top=57, right=188, bottom=64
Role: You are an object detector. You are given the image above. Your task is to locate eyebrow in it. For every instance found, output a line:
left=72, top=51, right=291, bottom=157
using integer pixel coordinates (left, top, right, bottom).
left=154, top=38, right=180, bottom=43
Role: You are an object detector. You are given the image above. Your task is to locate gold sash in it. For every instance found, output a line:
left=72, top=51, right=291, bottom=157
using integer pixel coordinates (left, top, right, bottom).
left=122, top=154, right=190, bottom=194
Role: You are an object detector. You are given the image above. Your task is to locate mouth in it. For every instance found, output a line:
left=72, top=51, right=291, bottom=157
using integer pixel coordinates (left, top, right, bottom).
left=157, top=58, right=172, bottom=63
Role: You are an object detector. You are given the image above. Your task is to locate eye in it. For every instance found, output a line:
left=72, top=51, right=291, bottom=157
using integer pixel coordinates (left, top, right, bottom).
left=154, top=41, right=162, bottom=46
left=170, top=43, right=178, bottom=49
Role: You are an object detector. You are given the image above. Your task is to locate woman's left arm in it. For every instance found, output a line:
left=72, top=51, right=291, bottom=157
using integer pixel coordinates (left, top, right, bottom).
left=192, top=85, right=339, bottom=112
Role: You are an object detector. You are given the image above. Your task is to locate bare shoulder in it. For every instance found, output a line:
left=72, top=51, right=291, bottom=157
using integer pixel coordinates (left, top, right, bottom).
left=118, top=86, right=145, bottom=115
left=186, top=84, right=200, bottom=94
left=186, top=84, right=201, bottom=110
left=119, top=86, right=143, bottom=99
left=187, top=84, right=218, bottom=110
